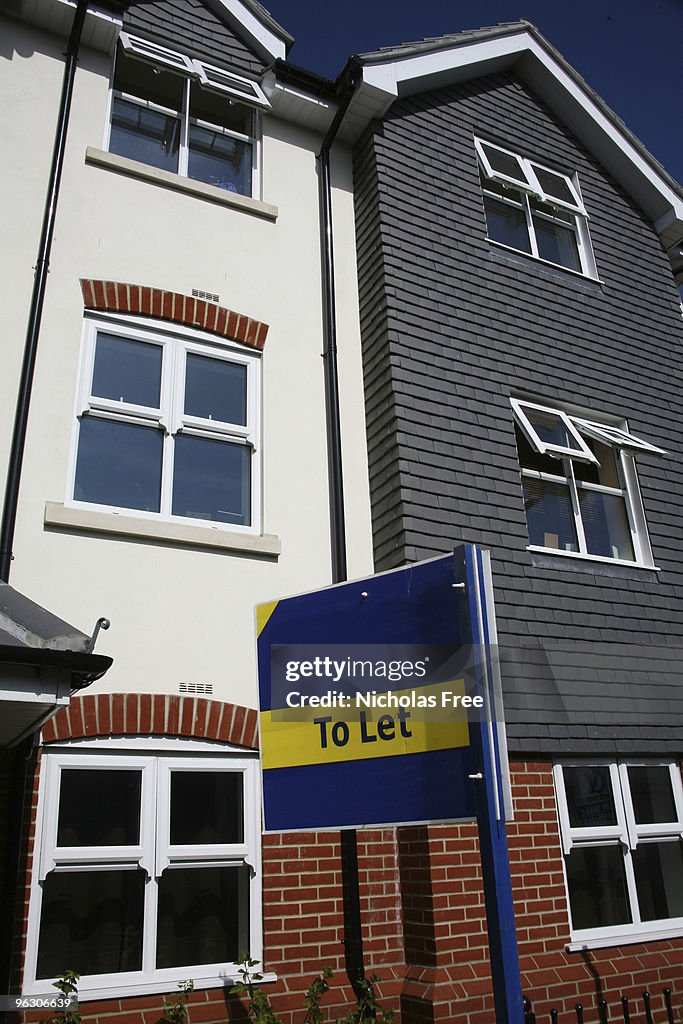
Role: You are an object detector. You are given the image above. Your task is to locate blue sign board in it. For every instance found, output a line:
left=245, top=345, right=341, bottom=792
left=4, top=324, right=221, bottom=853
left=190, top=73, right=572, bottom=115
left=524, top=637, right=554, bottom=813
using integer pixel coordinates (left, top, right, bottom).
left=257, top=551, right=492, bottom=832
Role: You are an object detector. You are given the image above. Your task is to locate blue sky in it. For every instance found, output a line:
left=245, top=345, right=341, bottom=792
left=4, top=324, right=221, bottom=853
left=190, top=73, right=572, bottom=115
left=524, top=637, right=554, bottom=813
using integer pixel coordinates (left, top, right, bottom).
left=265, top=0, right=683, bottom=187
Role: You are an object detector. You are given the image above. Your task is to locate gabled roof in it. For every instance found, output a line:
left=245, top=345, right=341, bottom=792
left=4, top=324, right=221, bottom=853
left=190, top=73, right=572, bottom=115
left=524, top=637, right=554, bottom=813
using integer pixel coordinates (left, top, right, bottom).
left=338, top=20, right=683, bottom=256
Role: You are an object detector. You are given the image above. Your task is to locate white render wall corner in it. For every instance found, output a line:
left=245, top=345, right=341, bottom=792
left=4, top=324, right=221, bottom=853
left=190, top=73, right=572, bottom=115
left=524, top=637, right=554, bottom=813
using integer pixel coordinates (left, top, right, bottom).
left=0, top=15, right=373, bottom=707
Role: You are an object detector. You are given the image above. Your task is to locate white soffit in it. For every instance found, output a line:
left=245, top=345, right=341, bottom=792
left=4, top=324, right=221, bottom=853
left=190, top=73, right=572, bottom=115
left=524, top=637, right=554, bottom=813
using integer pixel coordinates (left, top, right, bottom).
left=347, top=26, right=683, bottom=247
left=16, top=0, right=122, bottom=52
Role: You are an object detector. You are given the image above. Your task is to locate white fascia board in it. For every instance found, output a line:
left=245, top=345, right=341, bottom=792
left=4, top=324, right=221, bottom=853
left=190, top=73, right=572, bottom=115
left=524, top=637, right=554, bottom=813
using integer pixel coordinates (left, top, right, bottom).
left=211, top=0, right=287, bottom=62
left=519, top=37, right=683, bottom=241
left=360, top=33, right=529, bottom=101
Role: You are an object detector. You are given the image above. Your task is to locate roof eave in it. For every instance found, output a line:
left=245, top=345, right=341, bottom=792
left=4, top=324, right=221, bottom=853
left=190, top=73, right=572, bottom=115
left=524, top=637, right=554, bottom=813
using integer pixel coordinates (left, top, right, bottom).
left=341, top=23, right=683, bottom=251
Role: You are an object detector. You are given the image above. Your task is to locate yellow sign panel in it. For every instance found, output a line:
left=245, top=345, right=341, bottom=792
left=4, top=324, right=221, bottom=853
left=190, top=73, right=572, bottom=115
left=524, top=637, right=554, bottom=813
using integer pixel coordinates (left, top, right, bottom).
left=260, top=679, right=470, bottom=770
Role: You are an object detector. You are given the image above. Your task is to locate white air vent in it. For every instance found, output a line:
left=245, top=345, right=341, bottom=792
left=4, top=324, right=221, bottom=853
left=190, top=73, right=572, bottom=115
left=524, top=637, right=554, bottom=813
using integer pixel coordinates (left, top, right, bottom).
left=192, top=288, right=220, bottom=303
left=179, top=682, right=214, bottom=695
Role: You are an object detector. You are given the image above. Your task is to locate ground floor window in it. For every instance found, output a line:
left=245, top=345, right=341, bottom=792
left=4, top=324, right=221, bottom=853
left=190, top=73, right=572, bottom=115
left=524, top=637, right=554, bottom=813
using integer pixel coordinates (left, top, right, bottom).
left=24, top=744, right=260, bottom=997
left=554, top=761, right=683, bottom=944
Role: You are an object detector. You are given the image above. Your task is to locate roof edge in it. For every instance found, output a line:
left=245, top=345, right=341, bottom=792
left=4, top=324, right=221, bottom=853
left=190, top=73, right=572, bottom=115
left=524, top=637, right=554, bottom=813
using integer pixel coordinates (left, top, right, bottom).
left=344, top=21, right=682, bottom=249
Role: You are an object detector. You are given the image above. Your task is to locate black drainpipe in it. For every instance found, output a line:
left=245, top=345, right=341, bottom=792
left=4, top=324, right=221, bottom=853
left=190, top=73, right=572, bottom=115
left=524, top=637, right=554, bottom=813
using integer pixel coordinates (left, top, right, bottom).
left=0, top=0, right=89, bottom=999
left=0, top=0, right=89, bottom=582
left=316, top=63, right=368, bottom=999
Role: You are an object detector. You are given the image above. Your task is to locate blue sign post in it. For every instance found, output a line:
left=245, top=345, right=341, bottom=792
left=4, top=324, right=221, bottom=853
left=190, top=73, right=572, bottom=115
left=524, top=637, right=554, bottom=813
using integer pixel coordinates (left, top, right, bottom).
left=256, top=545, right=523, bottom=1024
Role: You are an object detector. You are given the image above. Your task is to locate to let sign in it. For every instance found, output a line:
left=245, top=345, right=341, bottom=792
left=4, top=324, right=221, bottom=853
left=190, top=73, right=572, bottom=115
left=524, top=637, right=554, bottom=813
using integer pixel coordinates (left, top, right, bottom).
left=256, top=552, right=492, bottom=832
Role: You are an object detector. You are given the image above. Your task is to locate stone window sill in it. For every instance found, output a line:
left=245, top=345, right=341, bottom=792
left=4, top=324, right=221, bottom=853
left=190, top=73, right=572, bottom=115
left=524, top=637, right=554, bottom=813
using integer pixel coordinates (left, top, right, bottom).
left=44, top=502, right=281, bottom=558
left=85, top=147, right=278, bottom=221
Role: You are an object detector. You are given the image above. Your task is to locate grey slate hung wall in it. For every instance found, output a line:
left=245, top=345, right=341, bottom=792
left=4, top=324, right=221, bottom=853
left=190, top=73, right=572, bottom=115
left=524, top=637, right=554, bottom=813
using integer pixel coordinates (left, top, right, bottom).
left=123, top=0, right=267, bottom=75
left=353, top=71, right=683, bottom=757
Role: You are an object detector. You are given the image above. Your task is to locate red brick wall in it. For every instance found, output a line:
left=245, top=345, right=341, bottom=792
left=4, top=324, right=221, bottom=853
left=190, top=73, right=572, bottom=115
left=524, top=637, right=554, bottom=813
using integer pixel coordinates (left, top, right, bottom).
left=15, top=704, right=683, bottom=1024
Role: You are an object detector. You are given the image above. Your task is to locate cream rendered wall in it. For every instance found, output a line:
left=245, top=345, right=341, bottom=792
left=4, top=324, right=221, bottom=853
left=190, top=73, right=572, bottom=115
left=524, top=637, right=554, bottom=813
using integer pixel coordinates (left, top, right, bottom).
left=1, top=15, right=373, bottom=706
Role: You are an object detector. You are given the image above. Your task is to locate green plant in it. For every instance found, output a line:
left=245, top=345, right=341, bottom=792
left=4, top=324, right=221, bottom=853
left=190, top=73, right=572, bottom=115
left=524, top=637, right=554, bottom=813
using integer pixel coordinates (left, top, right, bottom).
left=156, top=980, right=195, bottom=1024
left=43, top=971, right=81, bottom=1024
left=303, top=967, right=333, bottom=1024
left=231, top=957, right=283, bottom=1024
left=338, top=975, right=395, bottom=1024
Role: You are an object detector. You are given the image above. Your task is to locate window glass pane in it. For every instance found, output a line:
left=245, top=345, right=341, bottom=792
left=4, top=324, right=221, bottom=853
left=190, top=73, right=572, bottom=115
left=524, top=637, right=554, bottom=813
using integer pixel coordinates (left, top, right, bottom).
left=172, top=435, right=250, bottom=525
left=573, top=439, right=620, bottom=488
left=110, top=98, right=180, bottom=173
left=170, top=771, right=243, bottom=845
left=58, top=770, right=141, bottom=846
left=533, top=166, right=576, bottom=205
left=563, top=766, right=617, bottom=827
left=483, top=195, right=531, bottom=253
left=523, top=478, right=578, bottom=552
left=92, top=334, right=162, bottom=408
left=114, top=51, right=184, bottom=109
left=628, top=766, right=677, bottom=824
left=633, top=841, right=683, bottom=921
left=156, top=865, right=248, bottom=968
left=532, top=211, right=581, bottom=272
left=515, top=425, right=559, bottom=475
left=481, top=145, right=527, bottom=183
left=37, top=869, right=144, bottom=978
left=74, top=418, right=163, bottom=512
left=191, top=88, right=252, bottom=135
left=578, top=488, right=634, bottom=561
left=184, top=354, right=247, bottom=424
left=566, top=846, right=631, bottom=930
left=188, top=125, right=251, bottom=194
left=526, top=408, right=581, bottom=451
left=203, top=74, right=258, bottom=100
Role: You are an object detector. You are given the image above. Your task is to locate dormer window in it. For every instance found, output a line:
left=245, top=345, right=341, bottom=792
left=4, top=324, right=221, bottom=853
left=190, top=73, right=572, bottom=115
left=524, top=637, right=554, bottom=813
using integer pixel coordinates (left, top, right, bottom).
left=475, top=138, right=597, bottom=278
left=108, top=35, right=269, bottom=199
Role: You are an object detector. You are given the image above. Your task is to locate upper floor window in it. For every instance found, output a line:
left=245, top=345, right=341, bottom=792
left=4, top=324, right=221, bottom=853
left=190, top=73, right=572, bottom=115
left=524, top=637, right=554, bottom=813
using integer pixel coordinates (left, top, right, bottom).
left=70, top=317, right=260, bottom=532
left=108, top=34, right=270, bottom=199
left=554, top=761, right=683, bottom=945
left=475, top=138, right=597, bottom=277
left=511, top=398, right=665, bottom=566
left=24, top=746, right=261, bottom=997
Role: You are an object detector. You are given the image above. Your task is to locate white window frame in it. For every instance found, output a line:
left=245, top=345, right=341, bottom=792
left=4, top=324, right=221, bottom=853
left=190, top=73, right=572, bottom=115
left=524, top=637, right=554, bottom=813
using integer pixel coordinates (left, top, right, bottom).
left=111, top=34, right=266, bottom=200
left=554, top=761, right=683, bottom=948
left=475, top=137, right=597, bottom=278
left=23, top=745, right=262, bottom=1000
left=511, top=398, right=662, bottom=567
left=67, top=315, right=261, bottom=534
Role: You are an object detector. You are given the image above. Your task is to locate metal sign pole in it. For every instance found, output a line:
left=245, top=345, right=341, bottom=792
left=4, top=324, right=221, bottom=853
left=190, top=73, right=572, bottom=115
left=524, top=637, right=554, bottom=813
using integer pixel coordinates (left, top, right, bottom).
left=462, top=545, right=524, bottom=1024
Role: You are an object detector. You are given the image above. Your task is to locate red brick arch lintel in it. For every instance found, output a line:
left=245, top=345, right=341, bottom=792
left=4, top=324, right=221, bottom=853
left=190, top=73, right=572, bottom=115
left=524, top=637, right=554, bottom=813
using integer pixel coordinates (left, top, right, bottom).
left=80, top=279, right=269, bottom=351
left=42, top=693, right=259, bottom=749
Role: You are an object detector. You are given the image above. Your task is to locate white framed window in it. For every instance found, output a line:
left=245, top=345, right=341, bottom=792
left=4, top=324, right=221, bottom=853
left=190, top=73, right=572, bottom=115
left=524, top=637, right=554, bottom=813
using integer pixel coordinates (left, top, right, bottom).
left=24, top=746, right=261, bottom=998
left=68, top=316, right=260, bottom=532
left=554, top=761, right=683, bottom=946
left=109, top=35, right=268, bottom=198
left=511, top=398, right=665, bottom=566
left=475, top=138, right=597, bottom=278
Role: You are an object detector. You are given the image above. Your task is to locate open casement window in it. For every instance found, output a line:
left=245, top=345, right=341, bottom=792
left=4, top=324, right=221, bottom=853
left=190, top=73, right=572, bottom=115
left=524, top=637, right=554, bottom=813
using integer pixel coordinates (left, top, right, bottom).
left=25, top=749, right=260, bottom=997
left=511, top=399, right=665, bottom=566
left=475, top=138, right=597, bottom=277
left=554, top=762, right=683, bottom=946
left=70, top=318, right=260, bottom=532
left=109, top=35, right=269, bottom=198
